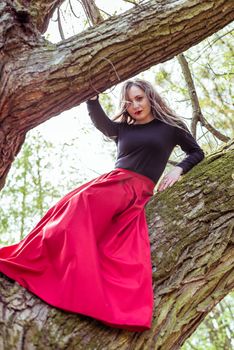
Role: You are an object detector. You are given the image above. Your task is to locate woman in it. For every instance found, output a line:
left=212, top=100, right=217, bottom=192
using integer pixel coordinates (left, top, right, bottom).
left=0, top=79, right=204, bottom=332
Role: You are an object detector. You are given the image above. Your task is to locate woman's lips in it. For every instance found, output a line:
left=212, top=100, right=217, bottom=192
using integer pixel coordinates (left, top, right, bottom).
left=134, top=111, right=142, bottom=115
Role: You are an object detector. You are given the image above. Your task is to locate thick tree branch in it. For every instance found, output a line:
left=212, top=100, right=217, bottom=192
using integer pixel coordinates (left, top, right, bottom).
left=0, top=0, right=234, bottom=189
left=0, top=1, right=42, bottom=53
left=2, top=0, right=233, bottom=121
left=16, top=0, right=66, bottom=33
left=177, top=53, right=230, bottom=142
left=0, top=140, right=233, bottom=349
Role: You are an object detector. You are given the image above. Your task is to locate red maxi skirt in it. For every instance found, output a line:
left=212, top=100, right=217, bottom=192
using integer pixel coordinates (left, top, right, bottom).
left=0, top=168, right=155, bottom=332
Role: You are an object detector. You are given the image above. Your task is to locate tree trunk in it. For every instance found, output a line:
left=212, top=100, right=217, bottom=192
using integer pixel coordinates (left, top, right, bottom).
left=0, top=141, right=233, bottom=350
left=0, top=0, right=234, bottom=190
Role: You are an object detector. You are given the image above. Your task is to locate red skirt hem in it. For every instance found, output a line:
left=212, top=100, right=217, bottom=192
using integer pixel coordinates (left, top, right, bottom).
left=0, top=168, right=155, bottom=331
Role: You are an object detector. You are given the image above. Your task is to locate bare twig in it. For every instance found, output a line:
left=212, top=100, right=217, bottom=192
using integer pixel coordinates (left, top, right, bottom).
left=187, top=26, right=234, bottom=63
left=123, top=0, right=140, bottom=5
left=79, top=0, right=104, bottom=26
left=177, top=53, right=200, bottom=137
left=69, top=0, right=81, bottom=19
left=88, top=57, right=121, bottom=95
left=199, top=116, right=230, bottom=142
left=177, top=53, right=230, bottom=142
left=98, top=8, right=111, bottom=18
left=57, top=7, right=65, bottom=40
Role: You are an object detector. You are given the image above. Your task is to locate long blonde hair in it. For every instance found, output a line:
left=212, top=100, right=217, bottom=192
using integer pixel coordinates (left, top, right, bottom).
left=114, top=79, right=189, bottom=133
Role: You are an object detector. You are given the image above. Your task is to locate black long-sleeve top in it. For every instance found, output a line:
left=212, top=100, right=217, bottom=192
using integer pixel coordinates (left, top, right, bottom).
left=86, top=98, right=205, bottom=184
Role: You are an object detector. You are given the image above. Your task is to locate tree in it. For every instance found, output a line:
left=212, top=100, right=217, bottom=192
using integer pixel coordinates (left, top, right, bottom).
left=0, top=0, right=234, bottom=189
left=0, top=1, right=234, bottom=349
left=0, top=140, right=233, bottom=349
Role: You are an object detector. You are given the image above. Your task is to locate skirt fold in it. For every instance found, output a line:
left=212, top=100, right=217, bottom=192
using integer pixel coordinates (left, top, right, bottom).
left=0, top=168, right=155, bottom=331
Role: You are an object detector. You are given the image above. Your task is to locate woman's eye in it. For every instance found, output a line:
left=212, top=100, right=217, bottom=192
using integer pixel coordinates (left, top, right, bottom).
left=121, top=101, right=131, bottom=108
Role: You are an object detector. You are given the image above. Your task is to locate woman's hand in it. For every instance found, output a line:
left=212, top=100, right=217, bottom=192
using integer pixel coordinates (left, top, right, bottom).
left=89, top=96, right=98, bottom=100
left=157, top=166, right=183, bottom=192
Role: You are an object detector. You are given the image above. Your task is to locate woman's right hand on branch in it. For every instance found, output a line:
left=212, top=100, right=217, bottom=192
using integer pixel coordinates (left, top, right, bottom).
left=157, top=166, right=183, bottom=192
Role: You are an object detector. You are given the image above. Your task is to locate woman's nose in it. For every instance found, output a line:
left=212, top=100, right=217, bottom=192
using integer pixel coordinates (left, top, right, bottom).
left=132, top=100, right=140, bottom=109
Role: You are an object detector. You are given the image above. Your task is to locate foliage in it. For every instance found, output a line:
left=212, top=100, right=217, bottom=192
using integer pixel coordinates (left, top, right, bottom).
left=182, top=292, right=234, bottom=350
left=0, top=132, right=61, bottom=244
left=153, top=23, right=234, bottom=149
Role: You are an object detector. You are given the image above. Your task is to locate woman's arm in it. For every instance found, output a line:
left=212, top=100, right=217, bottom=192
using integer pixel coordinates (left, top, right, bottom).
left=158, top=125, right=205, bottom=192
left=175, top=125, right=205, bottom=174
left=86, top=96, right=120, bottom=137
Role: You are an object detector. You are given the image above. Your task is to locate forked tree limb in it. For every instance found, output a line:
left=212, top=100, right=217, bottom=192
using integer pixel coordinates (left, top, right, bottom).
left=0, top=0, right=233, bottom=190
left=0, top=140, right=233, bottom=349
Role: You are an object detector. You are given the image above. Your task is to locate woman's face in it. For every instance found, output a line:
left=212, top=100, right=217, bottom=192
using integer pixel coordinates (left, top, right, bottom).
left=125, top=85, right=154, bottom=124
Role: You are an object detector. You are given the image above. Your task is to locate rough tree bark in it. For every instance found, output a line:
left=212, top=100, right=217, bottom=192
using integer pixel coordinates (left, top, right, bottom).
left=0, top=141, right=233, bottom=349
left=0, top=1, right=234, bottom=349
left=0, top=0, right=234, bottom=189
